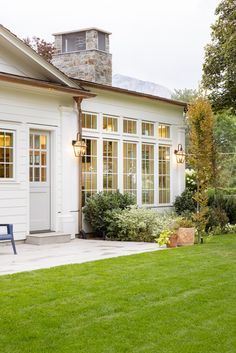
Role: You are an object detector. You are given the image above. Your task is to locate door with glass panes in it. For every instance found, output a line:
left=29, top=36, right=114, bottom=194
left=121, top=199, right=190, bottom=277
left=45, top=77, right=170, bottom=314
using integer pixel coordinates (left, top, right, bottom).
left=29, top=131, right=51, bottom=232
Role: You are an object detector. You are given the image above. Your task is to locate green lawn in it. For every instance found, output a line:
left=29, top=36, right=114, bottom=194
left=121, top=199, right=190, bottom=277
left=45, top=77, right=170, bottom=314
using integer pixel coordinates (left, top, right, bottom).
left=0, top=235, right=236, bottom=353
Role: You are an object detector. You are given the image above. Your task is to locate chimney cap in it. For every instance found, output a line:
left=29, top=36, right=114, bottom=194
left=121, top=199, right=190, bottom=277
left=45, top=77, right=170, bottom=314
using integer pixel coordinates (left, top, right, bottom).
left=52, top=27, right=112, bottom=36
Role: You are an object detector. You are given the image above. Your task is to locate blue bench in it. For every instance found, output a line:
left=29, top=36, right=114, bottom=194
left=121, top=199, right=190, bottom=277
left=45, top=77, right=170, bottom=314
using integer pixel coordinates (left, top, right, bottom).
left=0, top=224, right=17, bottom=255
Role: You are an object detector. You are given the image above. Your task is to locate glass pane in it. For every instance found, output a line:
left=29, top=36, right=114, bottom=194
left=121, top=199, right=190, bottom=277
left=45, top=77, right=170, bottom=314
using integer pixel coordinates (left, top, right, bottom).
left=34, top=151, right=40, bottom=165
left=40, top=135, right=47, bottom=149
left=103, top=117, right=107, bottom=130
left=30, top=167, right=33, bottom=182
left=5, top=133, right=13, bottom=147
left=29, top=134, right=33, bottom=149
left=113, top=119, right=118, bottom=132
left=5, top=149, right=13, bottom=163
left=0, top=148, right=4, bottom=162
left=82, top=114, right=86, bottom=128
left=123, top=120, right=127, bottom=133
left=6, top=164, right=13, bottom=178
left=41, top=168, right=46, bottom=182
left=34, top=167, right=40, bottom=182
left=0, top=133, right=4, bottom=147
left=91, top=115, right=97, bottom=129
left=34, top=135, right=40, bottom=149
left=41, top=152, right=46, bottom=166
left=0, top=164, right=4, bottom=178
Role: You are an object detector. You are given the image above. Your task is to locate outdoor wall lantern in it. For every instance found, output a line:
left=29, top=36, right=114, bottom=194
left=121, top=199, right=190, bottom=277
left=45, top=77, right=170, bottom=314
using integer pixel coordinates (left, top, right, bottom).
left=72, top=133, right=86, bottom=157
left=174, top=144, right=185, bottom=164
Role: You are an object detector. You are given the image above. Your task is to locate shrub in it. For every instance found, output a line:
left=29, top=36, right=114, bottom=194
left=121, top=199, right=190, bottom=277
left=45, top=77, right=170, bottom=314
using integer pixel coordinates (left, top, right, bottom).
left=206, top=207, right=229, bottom=230
left=174, top=189, right=196, bottom=215
left=83, top=191, right=135, bottom=235
left=106, top=207, right=177, bottom=242
left=186, top=169, right=197, bottom=192
left=208, top=192, right=236, bottom=224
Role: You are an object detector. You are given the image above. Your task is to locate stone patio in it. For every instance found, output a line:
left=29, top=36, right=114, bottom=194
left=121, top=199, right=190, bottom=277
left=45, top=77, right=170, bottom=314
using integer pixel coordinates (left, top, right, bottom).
left=0, top=239, right=163, bottom=276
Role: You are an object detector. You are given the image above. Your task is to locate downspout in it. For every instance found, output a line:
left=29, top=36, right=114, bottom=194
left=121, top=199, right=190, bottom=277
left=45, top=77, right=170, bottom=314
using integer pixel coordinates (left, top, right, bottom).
left=74, top=96, right=83, bottom=236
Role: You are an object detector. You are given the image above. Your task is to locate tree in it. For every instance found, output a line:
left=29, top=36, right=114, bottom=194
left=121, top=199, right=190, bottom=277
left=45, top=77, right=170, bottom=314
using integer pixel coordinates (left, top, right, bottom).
left=23, top=37, right=55, bottom=62
left=202, top=0, right=236, bottom=112
left=188, top=98, right=216, bottom=241
left=214, top=110, right=236, bottom=187
left=171, top=88, right=198, bottom=103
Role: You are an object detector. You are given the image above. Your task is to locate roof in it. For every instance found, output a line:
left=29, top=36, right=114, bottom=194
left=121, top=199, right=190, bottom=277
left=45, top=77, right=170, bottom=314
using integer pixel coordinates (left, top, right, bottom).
left=0, top=71, right=95, bottom=98
left=0, top=24, right=83, bottom=89
left=53, top=28, right=112, bottom=36
left=75, top=79, right=187, bottom=108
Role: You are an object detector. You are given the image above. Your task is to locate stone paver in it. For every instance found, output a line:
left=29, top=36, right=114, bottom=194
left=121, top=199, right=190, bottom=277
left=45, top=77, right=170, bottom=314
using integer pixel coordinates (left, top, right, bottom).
left=0, top=239, right=163, bottom=276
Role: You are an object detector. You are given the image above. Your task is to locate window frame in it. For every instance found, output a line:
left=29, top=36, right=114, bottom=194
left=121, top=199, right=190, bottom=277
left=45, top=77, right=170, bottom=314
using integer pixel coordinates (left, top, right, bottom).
left=82, top=112, right=98, bottom=131
left=158, top=144, right=171, bottom=205
left=103, top=140, right=118, bottom=192
left=103, top=115, right=118, bottom=133
left=123, top=141, right=137, bottom=200
left=0, top=129, right=15, bottom=182
left=142, top=143, right=155, bottom=205
left=141, top=121, right=155, bottom=137
left=82, top=138, right=98, bottom=206
left=123, top=118, right=137, bottom=135
left=158, top=123, right=171, bottom=139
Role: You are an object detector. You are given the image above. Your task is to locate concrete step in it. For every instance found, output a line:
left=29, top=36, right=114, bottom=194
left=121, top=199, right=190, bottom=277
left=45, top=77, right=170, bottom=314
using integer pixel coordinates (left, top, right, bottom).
left=26, top=232, right=71, bottom=245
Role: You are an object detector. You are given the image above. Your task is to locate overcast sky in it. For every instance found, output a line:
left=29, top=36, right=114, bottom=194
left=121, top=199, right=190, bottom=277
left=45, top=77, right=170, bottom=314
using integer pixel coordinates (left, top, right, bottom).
left=1, top=0, right=219, bottom=91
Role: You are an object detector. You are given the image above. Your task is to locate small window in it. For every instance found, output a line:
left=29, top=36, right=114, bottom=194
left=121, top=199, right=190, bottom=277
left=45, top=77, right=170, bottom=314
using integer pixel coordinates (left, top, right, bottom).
left=62, top=32, right=86, bottom=52
left=158, top=124, right=170, bottom=138
left=98, top=32, right=106, bottom=51
left=123, top=119, right=137, bottom=134
left=0, top=130, right=14, bottom=179
left=103, top=115, right=118, bottom=132
left=142, top=122, right=154, bottom=136
left=82, top=113, right=97, bottom=130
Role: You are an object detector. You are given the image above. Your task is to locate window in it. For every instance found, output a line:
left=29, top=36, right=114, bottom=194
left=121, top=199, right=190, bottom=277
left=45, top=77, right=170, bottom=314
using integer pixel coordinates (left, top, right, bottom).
left=123, top=142, right=137, bottom=199
left=98, top=32, right=106, bottom=51
left=103, top=115, right=118, bottom=132
left=82, top=139, right=97, bottom=205
left=159, top=146, right=170, bottom=204
left=142, top=121, right=154, bottom=136
left=29, top=132, right=48, bottom=182
left=82, top=113, right=97, bottom=129
left=103, top=141, right=118, bottom=192
left=62, top=32, right=86, bottom=52
left=158, top=124, right=170, bottom=138
left=142, top=144, right=154, bottom=204
left=123, top=119, right=137, bottom=134
left=0, top=130, right=14, bottom=179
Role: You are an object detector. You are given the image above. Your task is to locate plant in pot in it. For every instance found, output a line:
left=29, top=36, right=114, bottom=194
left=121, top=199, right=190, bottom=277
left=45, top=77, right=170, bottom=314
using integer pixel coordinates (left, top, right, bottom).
left=176, top=218, right=195, bottom=246
left=157, top=229, right=178, bottom=248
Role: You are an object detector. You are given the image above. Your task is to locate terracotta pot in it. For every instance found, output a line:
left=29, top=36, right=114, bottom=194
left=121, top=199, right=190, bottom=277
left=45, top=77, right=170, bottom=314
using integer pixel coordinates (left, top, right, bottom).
left=167, top=234, right=178, bottom=248
left=177, top=227, right=195, bottom=246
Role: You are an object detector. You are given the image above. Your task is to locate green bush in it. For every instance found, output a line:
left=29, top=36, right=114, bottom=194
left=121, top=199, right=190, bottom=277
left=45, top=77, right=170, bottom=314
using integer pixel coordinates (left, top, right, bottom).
left=206, top=207, right=229, bottom=230
left=83, top=191, right=135, bottom=236
left=208, top=192, right=236, bottom=224
left=174, top=189, right=196, bottom=215
left=208, top=187, right=236, bottom=197
left=106, top=207, right=177, bottom=242
left=186, top=169, right=197, bottom=192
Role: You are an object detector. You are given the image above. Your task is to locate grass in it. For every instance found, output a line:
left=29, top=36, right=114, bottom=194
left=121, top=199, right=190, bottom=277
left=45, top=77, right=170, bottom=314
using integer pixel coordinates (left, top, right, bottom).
left=0, top=235, right=236, bottom=353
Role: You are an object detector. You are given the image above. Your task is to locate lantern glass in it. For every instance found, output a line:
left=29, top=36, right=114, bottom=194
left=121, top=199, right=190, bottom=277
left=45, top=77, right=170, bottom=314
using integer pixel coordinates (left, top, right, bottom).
left=174, top=144, right=185, bottom=164
left=72, top=139, right=87, bottom=157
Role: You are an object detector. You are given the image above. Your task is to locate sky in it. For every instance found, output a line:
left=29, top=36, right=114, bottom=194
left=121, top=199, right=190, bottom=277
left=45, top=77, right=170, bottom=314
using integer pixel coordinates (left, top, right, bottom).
left=1, top=0, right=220, bottom=91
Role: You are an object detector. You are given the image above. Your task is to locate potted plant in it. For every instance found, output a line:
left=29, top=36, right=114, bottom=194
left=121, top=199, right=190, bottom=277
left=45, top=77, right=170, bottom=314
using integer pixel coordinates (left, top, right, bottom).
left=176, top=218, right=195, bottom=246
left=157, top=229, right=178, bottom=248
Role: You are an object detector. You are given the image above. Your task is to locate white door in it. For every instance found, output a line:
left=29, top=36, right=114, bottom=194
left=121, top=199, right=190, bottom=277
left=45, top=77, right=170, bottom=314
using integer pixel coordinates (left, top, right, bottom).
left=29, top=131, right=51, bottom=232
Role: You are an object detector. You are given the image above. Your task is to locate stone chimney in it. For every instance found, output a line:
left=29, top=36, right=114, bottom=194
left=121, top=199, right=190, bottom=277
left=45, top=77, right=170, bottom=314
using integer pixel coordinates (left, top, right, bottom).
left=51, top=28, right=112, bottom=85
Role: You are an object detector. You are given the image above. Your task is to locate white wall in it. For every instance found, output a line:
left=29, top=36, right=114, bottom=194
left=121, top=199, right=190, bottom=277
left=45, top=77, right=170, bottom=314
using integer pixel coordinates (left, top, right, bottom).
left=0, top=81, right=78, bottom=240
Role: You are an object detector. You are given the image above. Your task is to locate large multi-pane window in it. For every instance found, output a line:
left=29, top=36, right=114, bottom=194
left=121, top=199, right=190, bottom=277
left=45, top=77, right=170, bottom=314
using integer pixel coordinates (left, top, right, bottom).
left=142, top=121, right=154, bottom=136
left=0, top=130, right=14, bottom=179
left=123, top=119, right=137, bottom=134
left=103, top=140, right=118, bottom=191
left=142, top=144, right=154, bottom=204
left=82, top=139, right=97, bottom=205
left=158, top=124, right=170, bottom=138
left=123, top=142, right=137, bottom=199
left=103, top=115, right=118, bottom=132
left=159, top=145, right=170, bottom=204
left=29, top=132, right=48, bottom=182
left=82, top=113, right=97, bottom=129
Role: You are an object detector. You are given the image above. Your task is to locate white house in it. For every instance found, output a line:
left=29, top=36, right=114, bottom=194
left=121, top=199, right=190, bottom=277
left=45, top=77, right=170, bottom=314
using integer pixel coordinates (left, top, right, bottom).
left=0, top=25, right=186, bottom=242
